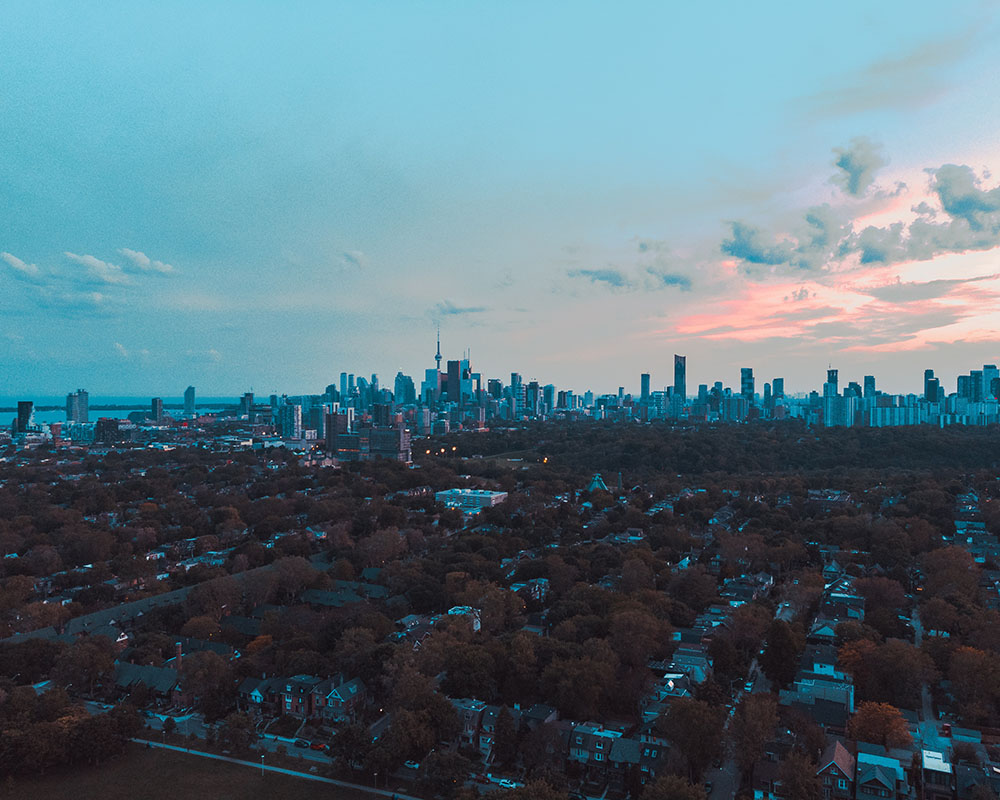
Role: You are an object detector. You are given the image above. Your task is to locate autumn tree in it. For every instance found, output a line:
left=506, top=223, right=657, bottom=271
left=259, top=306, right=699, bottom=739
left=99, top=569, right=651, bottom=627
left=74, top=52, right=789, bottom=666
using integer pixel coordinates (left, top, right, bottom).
left=847, top=702, right=912, bottom=749
left=643, top=774, right=707, bottom=800
left=730, top=694, right=779, bottom=784
left=760, top=620, right=804, bottom=689
left=779, top=750, right=821, bottom=800
left=658, top=697, right=726, bottom=783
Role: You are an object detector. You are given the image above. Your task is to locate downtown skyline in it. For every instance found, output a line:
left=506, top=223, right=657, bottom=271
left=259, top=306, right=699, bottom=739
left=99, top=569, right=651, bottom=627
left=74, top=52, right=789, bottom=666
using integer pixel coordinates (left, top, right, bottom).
left=4, top=3, right=1000, bottom=396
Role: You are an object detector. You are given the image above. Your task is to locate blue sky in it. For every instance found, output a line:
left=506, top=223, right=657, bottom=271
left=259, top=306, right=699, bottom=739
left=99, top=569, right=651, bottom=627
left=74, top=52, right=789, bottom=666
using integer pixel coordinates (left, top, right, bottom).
left=4, top=1, right=1000, bottom=397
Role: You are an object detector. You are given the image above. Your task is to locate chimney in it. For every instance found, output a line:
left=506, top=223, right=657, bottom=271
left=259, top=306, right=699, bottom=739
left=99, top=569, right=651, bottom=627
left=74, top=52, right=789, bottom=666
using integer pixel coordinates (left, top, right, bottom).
left=175, top=641, right=183, bottom=668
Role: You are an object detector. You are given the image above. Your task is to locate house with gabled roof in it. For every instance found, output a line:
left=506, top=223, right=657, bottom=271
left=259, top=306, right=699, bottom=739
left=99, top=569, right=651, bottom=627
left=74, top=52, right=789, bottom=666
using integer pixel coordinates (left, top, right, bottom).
left=817, top=740, right=855, bottom=800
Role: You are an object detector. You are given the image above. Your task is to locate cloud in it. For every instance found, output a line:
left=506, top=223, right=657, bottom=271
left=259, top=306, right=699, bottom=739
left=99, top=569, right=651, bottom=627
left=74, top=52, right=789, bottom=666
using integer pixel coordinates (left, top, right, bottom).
left=114, top=342, right=129, bottom=358
left=723, top=161, right=1000, bottom=272
left=64, top=252, right=130, bottom=285
left=832, top=137, right=887, bottom=196
left=857, top=274, right=1000, bottom=303
left=646, top=268, right=692, bottom=291
left=568, top=268, right=631, bottom=288
left=186, top=348, right=223, bottom=363
left=930, top=164, right=1000, bottom=230
left=720, top=222, right=793, bottom=266
left=118, top=248, right=175, bottom=274
left=337, top=250, right=367, bottom=270
left=432, top=300, right=488, bottom=316
left=800, top=30, right=975, bottom=118
left=1, top=252, right=43, bottom=283
left=786, top=287, right=812, bottom=302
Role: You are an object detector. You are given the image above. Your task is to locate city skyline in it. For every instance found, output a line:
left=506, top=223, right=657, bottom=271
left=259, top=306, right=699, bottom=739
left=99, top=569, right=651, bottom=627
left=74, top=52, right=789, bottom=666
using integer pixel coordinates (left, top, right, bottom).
left=4, top=4, right=1000, bottom=394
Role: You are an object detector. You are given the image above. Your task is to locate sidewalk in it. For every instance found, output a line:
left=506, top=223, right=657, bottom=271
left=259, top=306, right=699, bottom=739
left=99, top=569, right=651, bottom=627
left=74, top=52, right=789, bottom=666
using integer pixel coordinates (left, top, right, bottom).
left=132, top=738, right=423, bottom=800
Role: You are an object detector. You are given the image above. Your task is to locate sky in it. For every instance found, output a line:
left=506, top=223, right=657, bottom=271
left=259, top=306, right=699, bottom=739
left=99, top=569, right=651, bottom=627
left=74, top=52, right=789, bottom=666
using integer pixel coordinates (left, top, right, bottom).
left=4, top=1, right=1000, bottom=397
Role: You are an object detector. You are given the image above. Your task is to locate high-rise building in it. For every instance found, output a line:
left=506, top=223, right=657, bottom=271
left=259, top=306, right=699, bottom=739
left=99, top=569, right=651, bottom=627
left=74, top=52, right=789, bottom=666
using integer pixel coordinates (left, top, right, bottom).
left=863, top=375, right=876, bottom=399
left=984, top=365, right=999, bottom=400
left=151, top=397, right=164, bottom=423
left=674, top=355, right=687, bottom=401
left=923, top=369, right=936, bottom=400
left=240, top=392, right=254, bottom=420
left=740, top=368, right=754, bottom=404
left=339, top=372, right=348, bottom=399
left=14, top=401, right=33, bottom=433
left=825, top=369, right=839, bottom=396
left=278, top=402, right=302, bottom=438
left=394, top=371, right=416, bottom=405
left=640, top=373, right=651, bottom=403
left=772, top=378, right=785, bottom=399
left=184, top=385, right=196, bottom=416
left=66, top=389, right=89, bottom=423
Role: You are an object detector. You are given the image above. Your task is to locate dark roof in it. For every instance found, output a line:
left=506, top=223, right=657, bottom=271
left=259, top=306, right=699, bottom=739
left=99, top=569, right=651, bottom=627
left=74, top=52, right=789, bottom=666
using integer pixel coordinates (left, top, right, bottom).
left=114, top=662, right=179, bottom=695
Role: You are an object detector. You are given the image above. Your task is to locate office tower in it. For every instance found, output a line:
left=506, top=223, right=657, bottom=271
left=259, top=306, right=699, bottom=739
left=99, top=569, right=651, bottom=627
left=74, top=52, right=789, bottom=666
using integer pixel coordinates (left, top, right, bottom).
left=324, top=383, right=338, bottom=402
left=925, top=377, right=940, bottom=404
left=184, top=385, right=196, bottom=416
left=772, top=378, right=784, bottom=399
left=740, top=368, right=754, bottom=403
left=14, top=401, right=33, bottom=433
left=308, top=406, right=328, bottom=438
left=446, top=360, right=461, bottom=404
left=971, top=369, right=984, bottom=402
left=984, top=365, right=999, bottom=400
left=863, top=375, right=876, bottom=399
left=487, top=379, right=502, bottom=399
left=923, top=369, right=936, bottom=400
left=239, top=392, right=254, bottom=419
left=525, top=381, right=541, bottom=416
left=640, top=373, right=651, bottom=404
left=825, top=369, right=839, bottom=396
left=278, top=403, right=302, bottom=438
left=698, top=384, right=709, bottom=403
left=66, top=389, right=89, bottom=423
left=348, top=374, right=355, bottom=395
left=957, top=375, right=971, bottom=399
left=422, top=368, right=442, bottom=405
left=674, top=355, right=686, bottom=401
left=394, top=371, right=416, bottom=405
left=846, top=381, right=862, bottom=398
left=763, top=382, right=772, bottom=410
left=542, top=384, right=556, bottom=413
left=151, top=397, right=164, bottom=422
left=339, top=372, right=348, bottom=398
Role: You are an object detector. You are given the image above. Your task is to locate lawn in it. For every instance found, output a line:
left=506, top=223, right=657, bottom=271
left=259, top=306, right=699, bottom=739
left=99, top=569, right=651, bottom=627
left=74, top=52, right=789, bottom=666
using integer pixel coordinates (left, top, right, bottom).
left=8, top=743, right=382, bottom=800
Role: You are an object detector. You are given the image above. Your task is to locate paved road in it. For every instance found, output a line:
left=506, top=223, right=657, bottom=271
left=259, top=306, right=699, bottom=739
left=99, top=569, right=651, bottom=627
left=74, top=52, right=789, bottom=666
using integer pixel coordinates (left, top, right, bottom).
left=134, top=739, right=420, bottom=798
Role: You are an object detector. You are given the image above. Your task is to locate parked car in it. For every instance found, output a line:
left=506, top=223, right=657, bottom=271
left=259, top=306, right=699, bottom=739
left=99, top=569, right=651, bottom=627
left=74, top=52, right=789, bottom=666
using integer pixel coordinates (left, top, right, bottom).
left=404, top=760, right=420, bottom=769
left=310, top=742, right=327, bottom=751
left=294, top=739, right=309, bottom=748
left=498, top=779, right=518, bottom=788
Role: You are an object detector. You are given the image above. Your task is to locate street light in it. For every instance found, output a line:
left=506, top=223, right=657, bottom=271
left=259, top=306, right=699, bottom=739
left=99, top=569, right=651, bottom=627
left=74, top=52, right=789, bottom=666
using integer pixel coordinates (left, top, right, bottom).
left=260, top=754, right=265, bottom=777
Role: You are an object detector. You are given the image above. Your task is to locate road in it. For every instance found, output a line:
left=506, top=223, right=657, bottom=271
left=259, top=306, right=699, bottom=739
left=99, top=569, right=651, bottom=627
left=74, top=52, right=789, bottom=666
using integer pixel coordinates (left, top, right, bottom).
left=911, top=606, right=949, bottom=751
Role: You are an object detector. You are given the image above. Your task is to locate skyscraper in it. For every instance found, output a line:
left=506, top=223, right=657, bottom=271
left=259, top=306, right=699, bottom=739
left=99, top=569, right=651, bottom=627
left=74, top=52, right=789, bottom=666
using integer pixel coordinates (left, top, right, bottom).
left=15, top=401, right=33, bottom=433
left=740, top=368, right=754, bottom=403
left=863, top=375, right=876, bottom=398
left=923, top=369, right=936, bottom=400
left=151, top=397, right=164, bottom=422
left=825, top=369, right=839, bottom=396
left=640, top=373, right=651, bottom=404
left=184, top=385, right=196, bottom=416
left=240, top=392, right=254, bottom=420
left=278, top=402, right=302, bottom=438
left=66, top=389, right=89, bottom=423
left=772, top=378, right=784, bottom=399
left=339, top=372, right=348, bottom=399
left=674, top=355, right=686, bottom=401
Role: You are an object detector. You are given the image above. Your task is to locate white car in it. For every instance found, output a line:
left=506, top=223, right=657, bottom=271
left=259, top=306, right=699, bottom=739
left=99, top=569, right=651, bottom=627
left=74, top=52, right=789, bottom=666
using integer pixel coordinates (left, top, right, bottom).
left=497, top=778, right=518, bottom=788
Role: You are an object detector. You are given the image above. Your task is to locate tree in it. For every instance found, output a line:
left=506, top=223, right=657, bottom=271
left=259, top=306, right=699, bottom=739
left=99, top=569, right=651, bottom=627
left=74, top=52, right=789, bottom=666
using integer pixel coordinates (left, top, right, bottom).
left=658, top=697, right=726, bottom=782
left=179, top=651, right=234, bottom=721
left=760, top=620, right=804, bottom=689
left=52, top=637, right=115, bottom=695
left=779, top=750, right=821, bottom=800
left=949, top=647, right=1000, bottom=724
left=219, top=711, right=255, bottom=752
left=643, top=774, right=707, bottom=800
left=330, top=722, right=370, bottom=768
left=730, top=694, right=778, bottom=784
left=493, top=707, right=518, bottom=768
left=847, top=702, right=912, bottom=749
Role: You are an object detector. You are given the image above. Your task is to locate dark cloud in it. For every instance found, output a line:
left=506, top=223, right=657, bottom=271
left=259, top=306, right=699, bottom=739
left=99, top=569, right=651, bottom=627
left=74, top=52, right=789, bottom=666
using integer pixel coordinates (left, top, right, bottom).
left=646, top=268, right=692, bottom=291
left=432, top=300, right=488, bottom=316
left=568, top=268, right=631, bottom=288
left=720, top=222, right=793, bottom=265
left=832, top=137, right=887, bottom=196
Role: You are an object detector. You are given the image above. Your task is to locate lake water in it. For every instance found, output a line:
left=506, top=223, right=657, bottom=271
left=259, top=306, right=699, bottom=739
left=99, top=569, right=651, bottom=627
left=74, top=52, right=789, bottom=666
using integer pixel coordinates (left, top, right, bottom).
left=0, top=396, right=239, bottom=427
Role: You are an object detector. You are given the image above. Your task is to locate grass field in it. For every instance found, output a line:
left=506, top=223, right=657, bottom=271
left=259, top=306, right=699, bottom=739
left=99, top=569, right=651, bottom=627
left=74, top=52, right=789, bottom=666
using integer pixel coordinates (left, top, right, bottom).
left=8, top=743, right=384, bottom=800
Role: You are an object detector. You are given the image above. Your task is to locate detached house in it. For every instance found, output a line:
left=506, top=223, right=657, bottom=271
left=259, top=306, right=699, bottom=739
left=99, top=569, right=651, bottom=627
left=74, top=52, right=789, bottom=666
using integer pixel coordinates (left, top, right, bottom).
left=817, top=740, right=855, bottom=800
